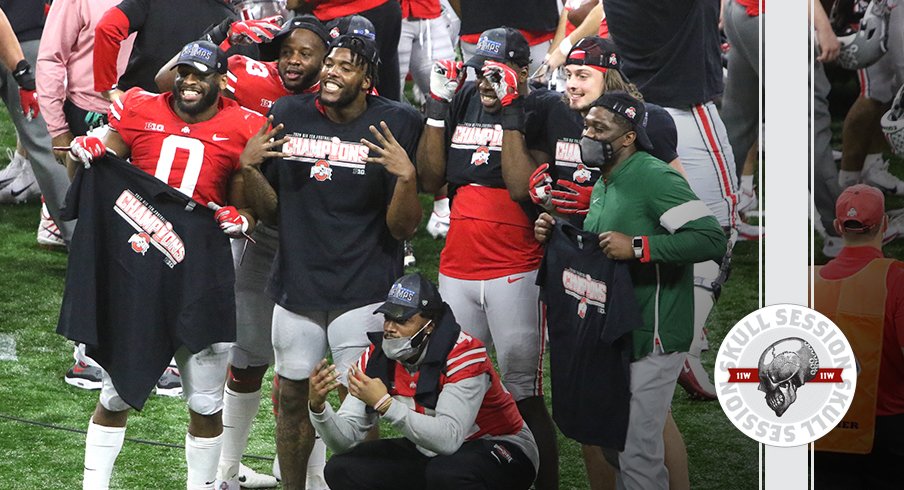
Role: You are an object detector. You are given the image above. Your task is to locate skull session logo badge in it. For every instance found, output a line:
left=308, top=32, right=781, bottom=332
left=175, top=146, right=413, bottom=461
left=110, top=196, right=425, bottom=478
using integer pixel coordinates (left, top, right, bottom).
left=715, top=304, right=856, bottom=447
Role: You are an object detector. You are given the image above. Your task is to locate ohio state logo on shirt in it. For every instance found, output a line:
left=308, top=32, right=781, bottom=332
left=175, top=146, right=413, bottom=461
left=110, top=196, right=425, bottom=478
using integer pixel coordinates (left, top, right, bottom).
left=129, top=232, right=151, bottom=255
left=573, top=164, right=592, bottom=183
left=310, top=160, right=332, bottom=181
left=562, top=268, right=608, bottom=318
left=471, top=146, right=490, bottom=166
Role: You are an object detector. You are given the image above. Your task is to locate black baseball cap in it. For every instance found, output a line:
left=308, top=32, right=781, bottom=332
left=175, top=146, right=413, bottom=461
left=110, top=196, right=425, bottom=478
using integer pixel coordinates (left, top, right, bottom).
left=172, top=40, right=226, bottom=75
left=330, top=33, right=380, bottom=66
left=566, top=36, right=623, bottom=75
left=464, top=27, right=531, bottom=71
left=374, top=274, right=443, bottom=322
left=326, top=15, right=376, bottom=41
left=591, top=91, right=653, bottom=151
left=259, top=15, right=330, bottom=61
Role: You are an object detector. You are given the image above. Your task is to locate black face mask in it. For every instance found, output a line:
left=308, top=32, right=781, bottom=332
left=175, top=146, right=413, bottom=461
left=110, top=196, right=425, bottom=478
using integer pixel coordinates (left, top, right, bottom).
left=580, top=134, right=624, bottom=168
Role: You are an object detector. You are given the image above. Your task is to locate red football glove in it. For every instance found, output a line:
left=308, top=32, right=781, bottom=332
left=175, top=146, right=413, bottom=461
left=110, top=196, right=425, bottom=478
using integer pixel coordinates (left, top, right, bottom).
left=551, top=179, right=593, bottom=215
left=429, top=60, right=464, bottom=102
left=214, top=205, right=249, bottom=238
left=529, top=163, right=554, bottom=210
left=69, top=135, right=106, bottom=168
left=481, top=61, right=520, bottom=107
left=19, top=88, right=39, bottom=120
left=221, top=15, right=283, bottom=50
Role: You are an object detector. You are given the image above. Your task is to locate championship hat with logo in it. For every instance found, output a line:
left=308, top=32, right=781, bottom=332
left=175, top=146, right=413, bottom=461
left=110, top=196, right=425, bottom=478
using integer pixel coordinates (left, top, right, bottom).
left=835, top=184, right=885, bottom=232
left=566, top=36, right=623, bottom=75
left=374, top=273, right=443, bottom=322
left=464, top=27, right=531, bottom=70
left=591, top=91, right=653, bottom=150
left=326, top=14, right=377, bottom=41
left=259, top=14, right=330, bottom=60
left=172, top=40, right=227, bottom=75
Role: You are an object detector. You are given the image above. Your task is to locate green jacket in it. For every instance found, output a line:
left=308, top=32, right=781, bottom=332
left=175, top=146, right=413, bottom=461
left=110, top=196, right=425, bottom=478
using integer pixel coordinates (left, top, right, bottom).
left=583, top=151, right=727, bottom=359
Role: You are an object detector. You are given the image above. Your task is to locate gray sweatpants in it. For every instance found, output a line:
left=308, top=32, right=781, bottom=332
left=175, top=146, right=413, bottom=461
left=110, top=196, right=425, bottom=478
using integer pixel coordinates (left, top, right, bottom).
left=721, top=0, right=761, bottom=179
left=812, top=62, right=840, bottom=234
left=0, top=39, right=74, bottom=241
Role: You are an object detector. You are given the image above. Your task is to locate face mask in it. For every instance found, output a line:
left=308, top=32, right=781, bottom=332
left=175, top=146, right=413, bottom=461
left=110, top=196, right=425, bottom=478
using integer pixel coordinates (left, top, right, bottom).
left=580, top=135, right=616, bottom=168
left=383, top=320, right=433, bottom=361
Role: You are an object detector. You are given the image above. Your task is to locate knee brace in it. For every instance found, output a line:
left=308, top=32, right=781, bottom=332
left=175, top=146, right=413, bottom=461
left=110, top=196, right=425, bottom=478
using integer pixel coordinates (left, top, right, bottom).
left=186, top=392, right=223, bottom=416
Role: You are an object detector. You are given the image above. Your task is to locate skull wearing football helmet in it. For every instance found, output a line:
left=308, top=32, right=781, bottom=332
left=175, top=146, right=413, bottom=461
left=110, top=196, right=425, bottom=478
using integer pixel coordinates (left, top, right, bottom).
left=232, top=0, right=288, bottom=21
left=757, top=338, right=819, bottom=417
left=881, top=84, right=904, bottom=156
left=835, top=0, right=894, bottom=70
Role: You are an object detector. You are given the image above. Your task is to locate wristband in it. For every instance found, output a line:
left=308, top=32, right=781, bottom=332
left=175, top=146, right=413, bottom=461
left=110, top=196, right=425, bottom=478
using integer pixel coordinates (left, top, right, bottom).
left=558, top=37, right=573, bottom=56
left=373, top=393, right=391, bottom=411
left=424, top=98, right=450, bottom=120
left=426, top=118, right=445, bottom=128
left=377, top=398, right=393, bottom=415
left=308, top=401, right=325, bottom=414
left=500, top=99, right=526, bottom=132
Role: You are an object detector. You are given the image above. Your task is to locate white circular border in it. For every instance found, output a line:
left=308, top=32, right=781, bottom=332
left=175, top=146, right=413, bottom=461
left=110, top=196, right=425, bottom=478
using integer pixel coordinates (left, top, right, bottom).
left=715, top=304, right=858, bottom=447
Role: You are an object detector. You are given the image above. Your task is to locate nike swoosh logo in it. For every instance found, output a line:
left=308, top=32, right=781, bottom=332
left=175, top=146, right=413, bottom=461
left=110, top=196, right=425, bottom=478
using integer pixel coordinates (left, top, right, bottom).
left=0, top=177, right=14, bottom=188
left=507, top=276, right=524, bottom=284
left=212, top=135, right=229, bottom=141
left=10, top=183, right=33, bottom=197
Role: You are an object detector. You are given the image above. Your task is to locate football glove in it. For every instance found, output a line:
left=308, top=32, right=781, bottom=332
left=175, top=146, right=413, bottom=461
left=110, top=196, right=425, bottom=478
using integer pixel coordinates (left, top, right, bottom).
left=529, top=163, right=554, bottom=210
left=482, top=61, right=520, bottom=107
left=69, top=135, right=106, bottom=168
left=12, top=60, right=39, bottom=120
left=214, top=205, right=249, bottom=238
left=551, top=179, right=592, bottom=215
left=221, top=15, right=283, bottom=50
left=429, top=60, right=464, bottom=102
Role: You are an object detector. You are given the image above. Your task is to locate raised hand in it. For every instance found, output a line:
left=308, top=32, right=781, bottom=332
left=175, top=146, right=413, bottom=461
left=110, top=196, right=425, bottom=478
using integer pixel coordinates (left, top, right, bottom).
left=361, top=121, right=416, bottom=182
left=481, top=60, right=520, bottom=107
left=240, top=116, right=289, bottom=168
left=429, top=59, right=464, bottom=102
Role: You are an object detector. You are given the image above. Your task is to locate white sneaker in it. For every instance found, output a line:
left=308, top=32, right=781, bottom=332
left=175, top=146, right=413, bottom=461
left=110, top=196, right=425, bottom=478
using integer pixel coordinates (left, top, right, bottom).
left=238, top=463, right=278, bottom=489
left=37, top=198, right=65, bottom=247
left=862, top=158, right=904, bottom=196
left=0, top=148, right=25, bottom=190
left=736, top=221, right=764, bottom=241
left=403, top=241, right=416, bottom=267
left=822, top=235, right=843, bottom=258
left=885, top=212, right=904, bottom=243
left=0, top=154, right=39, bottom=203
left=737, top=187, right=758, bottom=215
left=272, top=458, right=281, bottom=482
left=213, top=477, right=239, bottom=490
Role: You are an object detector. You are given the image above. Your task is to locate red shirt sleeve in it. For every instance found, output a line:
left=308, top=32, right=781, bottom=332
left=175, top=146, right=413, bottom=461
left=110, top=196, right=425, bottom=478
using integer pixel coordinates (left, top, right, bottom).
left=94, top=6, right=132, bottom=92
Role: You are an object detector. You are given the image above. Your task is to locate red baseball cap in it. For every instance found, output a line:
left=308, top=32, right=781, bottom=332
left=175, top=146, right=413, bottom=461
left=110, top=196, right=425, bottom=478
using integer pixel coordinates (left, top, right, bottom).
left=835, top=184, right=885, bottom=232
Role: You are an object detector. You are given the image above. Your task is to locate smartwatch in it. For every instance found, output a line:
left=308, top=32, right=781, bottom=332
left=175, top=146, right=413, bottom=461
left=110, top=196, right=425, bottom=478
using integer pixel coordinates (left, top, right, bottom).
left=632, top=236, right=644, bottom=259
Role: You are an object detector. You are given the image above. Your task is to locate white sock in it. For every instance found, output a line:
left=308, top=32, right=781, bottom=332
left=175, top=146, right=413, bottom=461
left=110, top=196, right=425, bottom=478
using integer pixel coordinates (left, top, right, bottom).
left=862, top=153, right=884, bottom=173
left=306, top=434, right=327, bottom=482
left=433, top=196, right=450, bottom=216
left=838, top=169, right=861, bottom=189
left=216, top=388, right=261, bottom=480
left=186, top=433, right=223, bottom=490
left=83, top=420, right=126, bottom=490
left=740, top=175, right=754, bottom=193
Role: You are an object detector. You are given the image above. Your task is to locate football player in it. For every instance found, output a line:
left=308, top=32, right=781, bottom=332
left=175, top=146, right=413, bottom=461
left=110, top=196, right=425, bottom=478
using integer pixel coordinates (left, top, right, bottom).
left=239, top=33, right=423, bottom=488
left=67, top=41, right=284, bottom=490
left=416, top=27, right=559, bottom=490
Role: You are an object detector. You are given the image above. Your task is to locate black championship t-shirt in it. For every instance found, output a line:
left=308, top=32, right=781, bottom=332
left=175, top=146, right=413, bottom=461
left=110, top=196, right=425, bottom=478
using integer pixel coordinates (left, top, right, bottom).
left=525, top=88, right=679, bottom=187
left=537, top=221, right=643, bottom=449
left=57, top=156, right=236, bottom=410
left=267, top=94, right=423, bottom=312
left=605, top=0, right=723, bottom=107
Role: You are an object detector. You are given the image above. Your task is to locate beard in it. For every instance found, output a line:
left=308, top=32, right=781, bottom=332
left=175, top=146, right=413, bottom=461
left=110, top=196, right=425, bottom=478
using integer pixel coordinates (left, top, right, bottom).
left=281, top=67, right=320, bottom=93
left=174, top=83, right=220, bottom=116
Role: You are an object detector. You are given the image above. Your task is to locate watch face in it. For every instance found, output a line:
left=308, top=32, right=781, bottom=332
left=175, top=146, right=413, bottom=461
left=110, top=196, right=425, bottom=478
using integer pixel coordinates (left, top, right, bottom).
left=633, top=237, right=642, bottom=248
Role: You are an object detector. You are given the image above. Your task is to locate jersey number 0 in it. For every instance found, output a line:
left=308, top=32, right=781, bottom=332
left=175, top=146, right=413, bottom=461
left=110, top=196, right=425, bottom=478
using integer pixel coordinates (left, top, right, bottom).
left=154, top=135, right=205, bottom=198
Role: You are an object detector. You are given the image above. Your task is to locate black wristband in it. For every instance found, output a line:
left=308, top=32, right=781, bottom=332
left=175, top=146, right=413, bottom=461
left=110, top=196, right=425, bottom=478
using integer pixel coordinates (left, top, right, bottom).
left=501, top=99, right=525, bottom=132
left=12, top=59, right=35, bottom=91
left=203, top=17, right=232, bottom=46
left=424, top=98, right=450, bottom=121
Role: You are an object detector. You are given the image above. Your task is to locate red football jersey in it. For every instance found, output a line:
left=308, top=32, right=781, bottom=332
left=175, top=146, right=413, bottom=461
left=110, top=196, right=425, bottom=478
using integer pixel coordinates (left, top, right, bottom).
left=357, top=330, right=525, bottom=440
left=109, top=87, right=265, bottom=206
left=225, top=55, right=319, bottom=114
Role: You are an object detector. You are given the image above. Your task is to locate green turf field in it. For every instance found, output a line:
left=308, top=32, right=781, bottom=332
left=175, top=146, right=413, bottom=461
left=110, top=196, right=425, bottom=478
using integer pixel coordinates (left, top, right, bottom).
left=0, top=89, right=783, bottom=490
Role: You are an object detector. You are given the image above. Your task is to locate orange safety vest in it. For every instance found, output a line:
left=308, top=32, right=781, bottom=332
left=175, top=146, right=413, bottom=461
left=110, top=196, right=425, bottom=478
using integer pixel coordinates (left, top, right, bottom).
left=811, top=258, right=894, bottom=454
